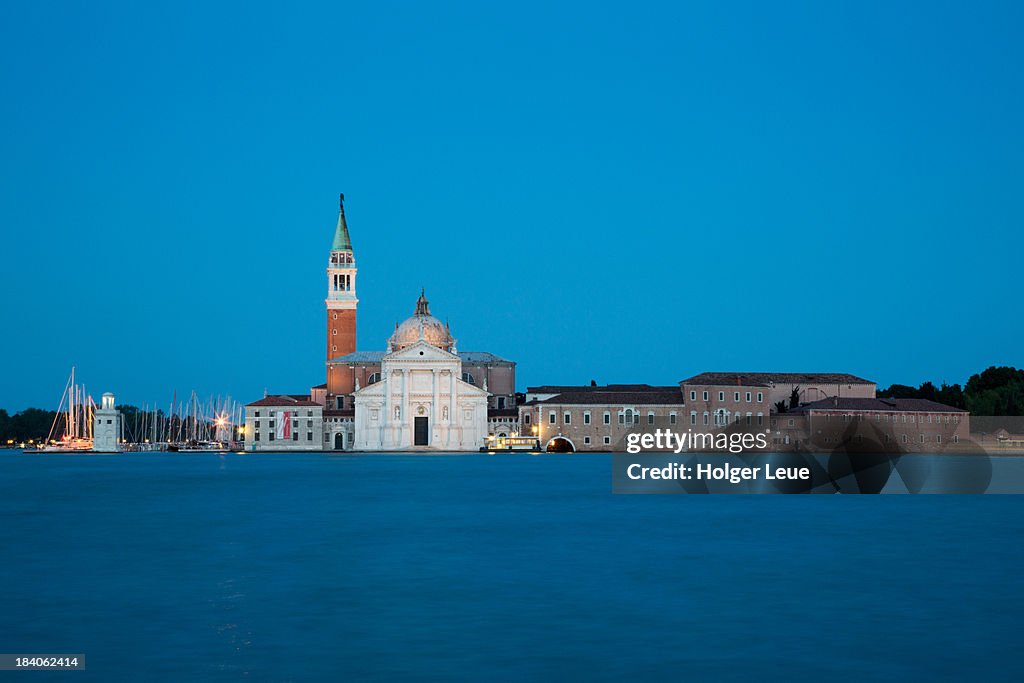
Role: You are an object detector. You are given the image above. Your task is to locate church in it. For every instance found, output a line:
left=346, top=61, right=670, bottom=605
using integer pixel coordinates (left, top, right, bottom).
left=348, top=291, right=490, bottom=450
left=244, top=194, right=518, bottom=452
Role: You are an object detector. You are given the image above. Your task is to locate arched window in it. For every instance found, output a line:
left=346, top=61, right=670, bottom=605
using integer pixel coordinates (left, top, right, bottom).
left=624, top=409, right=633, bottom=423
left=367, top=372, right=381, bottom=385
left=462, top=372, right=475, bottom=385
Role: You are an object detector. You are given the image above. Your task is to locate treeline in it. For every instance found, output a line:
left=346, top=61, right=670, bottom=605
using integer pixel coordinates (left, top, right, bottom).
left=879, top=366, right=1024, bottom=415
left=0, top=408, right=59, bottom=443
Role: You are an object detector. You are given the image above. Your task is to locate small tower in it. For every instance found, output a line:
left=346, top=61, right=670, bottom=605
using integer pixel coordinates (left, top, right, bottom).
left=326, top=193, right=358, bottom=361
left=92, top=392, right=123, bottom=452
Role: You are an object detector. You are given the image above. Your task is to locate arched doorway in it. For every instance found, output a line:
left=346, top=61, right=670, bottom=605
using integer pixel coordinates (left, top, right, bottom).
left=334, top=433, right=344, bottom=450
left=546, top=437, right=575, bottom=453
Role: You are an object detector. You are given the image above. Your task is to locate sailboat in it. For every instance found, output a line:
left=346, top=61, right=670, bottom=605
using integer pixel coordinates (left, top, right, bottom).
left=30, top=367, right=95, bottom=453
left=165, top=390, right=233, bottom=452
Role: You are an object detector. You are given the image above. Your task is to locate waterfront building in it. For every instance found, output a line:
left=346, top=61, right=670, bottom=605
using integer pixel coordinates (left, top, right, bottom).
left=351, top=292, right=490, bottom=450
left=519, top=385, right=685, bottom=452
left=246, top=195, right=515, bottom=451
left=92, top=392, right=123, bottom=452
left=771, top=397, right=970, bottom=452
left=243, top=395, right=324, bottom=451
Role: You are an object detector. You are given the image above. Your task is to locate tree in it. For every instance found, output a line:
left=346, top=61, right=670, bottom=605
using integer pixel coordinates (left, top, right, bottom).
left=878, top=384, right=919, bottom=399
left=774, top=400, right=788, bottom=414
left=789, top=386, right=801, bottom=410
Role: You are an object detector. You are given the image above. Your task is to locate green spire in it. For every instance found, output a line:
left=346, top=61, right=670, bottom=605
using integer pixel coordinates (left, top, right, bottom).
left=331, top=192, right=353, bottom=252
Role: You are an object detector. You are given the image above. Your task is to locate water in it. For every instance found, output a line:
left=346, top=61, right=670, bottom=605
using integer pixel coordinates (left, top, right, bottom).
left=1, top=451, right=1022, bottom=682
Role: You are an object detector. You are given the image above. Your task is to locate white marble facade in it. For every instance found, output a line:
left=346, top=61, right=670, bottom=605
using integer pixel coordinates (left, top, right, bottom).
left=353, top=339, right=489, bottom=450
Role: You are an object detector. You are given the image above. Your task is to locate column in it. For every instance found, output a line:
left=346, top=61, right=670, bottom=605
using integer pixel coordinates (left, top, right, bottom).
left=449, top=369, right=456, bottom=448
left=400, top=369, right=408, bottom=447
left=431, top=369, right=439, bottom=445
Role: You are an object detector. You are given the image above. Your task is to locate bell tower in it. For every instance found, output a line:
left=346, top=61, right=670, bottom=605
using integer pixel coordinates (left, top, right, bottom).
left=326, top=193, right=358, bottom=361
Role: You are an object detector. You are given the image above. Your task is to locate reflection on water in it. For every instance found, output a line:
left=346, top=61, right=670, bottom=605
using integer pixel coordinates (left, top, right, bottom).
left=1, top=451, right=1023, bottom=681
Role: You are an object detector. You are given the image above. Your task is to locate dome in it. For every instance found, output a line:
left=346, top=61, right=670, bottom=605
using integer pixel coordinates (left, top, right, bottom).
left=388, top=290, right=455, bottom=353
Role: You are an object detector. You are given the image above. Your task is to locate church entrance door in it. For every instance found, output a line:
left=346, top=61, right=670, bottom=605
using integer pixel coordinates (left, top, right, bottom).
left=334, top=433, right=344, bottom=450
left=414, top=417, right=429, bottom=446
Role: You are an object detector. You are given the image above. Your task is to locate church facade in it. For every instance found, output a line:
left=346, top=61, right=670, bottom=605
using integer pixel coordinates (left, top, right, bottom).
left=350, top=293, right=490, bottom=450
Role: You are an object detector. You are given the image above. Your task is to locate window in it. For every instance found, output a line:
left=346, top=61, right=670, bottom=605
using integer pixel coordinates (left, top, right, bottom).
left=703, top=412, right=709, bottom=425
left=719, top=391, right=725, bottom=401
left=954, top=435, right=959, bottom=443
left=702, top=391, right=709, bottom=401
left=937, top=435, right=942, bottom=444
left=757, top=413, right=763, bottom=426
left=734, top=392, right=740, bottom=401
left=254, top=432, right=260, bottom=442
left=647, top=412, right=654, bottom=425
left=292, top=432, right=298, bottom=441
left=625, top=409, right=633, bottom=423
left=757, top=392, right=763, bottom=402
left=564, top=412, right=571, bottom=425
left=584, top=411, right=591, bottom=425
left=618, top=412, right=625, bottom=425
left=604, top=436, right=611, bottom=445
left=269, top=432, right=275, bottom=441
left=902, top=434, right=908, bottom=443
left=690, top=390, right=696, bottom=401
left=690, top=412, right=697, bottom=425
left=603, top=411, right=611, bottom=425
left=367, top=373, right=381, bottom=385
left=332, top=329, right=337, bottom=336
left=584, top=436, right=591, bottom=445
left=462, top=372, right=475, bottom=385
left=549, top=411, right=556, bottom=425
left=524, top=413, right=531, bottom=425
left=746, top=413, right=752, bottom=425
left=336, top=396, right=344, bottom=410
left=745, top=392, right=752, bottom=402
left=255, top=411, right=261, bottom=418
left=497, top=397, right=506, bottom=409
left=669, top=412, right=677, bottom=425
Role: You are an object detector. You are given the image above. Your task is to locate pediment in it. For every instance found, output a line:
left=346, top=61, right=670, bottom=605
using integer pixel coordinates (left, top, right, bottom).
left=386, top=340, right=459, bottom=362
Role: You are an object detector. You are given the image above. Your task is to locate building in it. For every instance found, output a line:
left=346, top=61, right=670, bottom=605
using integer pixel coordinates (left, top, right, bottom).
left=326, top=193, right=357, bottom=363
left=773, top=397, right=970, bottom=452
left=681, top=372, right=876, bottom=411
left=92, top=392, right=123, bottom=452
left=244, top=395, right=324, bottom=451
left=246, top=194, right=516, bottom=452
left=351, top=292, right=490, bottom=450
left=519, top=384, right=685, bottom=452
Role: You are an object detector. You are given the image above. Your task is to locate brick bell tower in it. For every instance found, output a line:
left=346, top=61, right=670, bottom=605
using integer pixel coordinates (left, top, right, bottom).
left=326, top=193, right=358, bottom=361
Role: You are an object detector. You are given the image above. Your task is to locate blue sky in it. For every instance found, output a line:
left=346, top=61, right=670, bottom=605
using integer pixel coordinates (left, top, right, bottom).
left=1, top=1, right=1022, bottom=411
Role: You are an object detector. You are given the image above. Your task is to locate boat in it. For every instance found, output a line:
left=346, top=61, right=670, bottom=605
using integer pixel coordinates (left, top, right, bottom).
left=167, top=440, right=230, bottom=453
left=28, top=367, right=95, bottom=453
left=480, top=435, right=542, bottom=452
